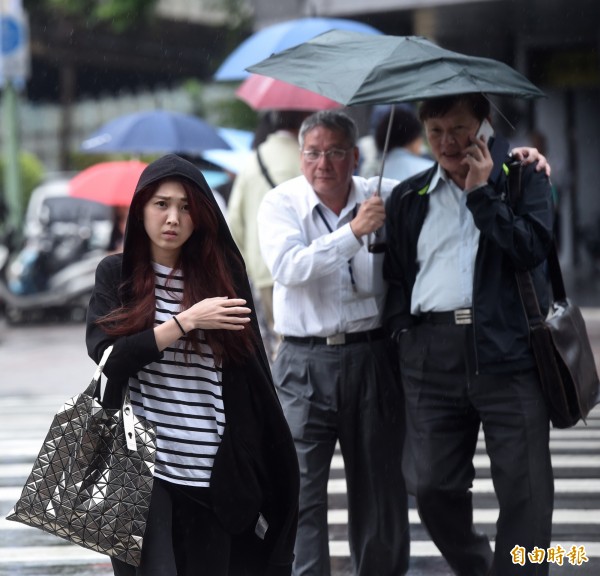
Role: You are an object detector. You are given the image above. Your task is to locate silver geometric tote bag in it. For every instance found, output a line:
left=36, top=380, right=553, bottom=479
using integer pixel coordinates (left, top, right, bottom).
left=6, top=346, right=156, bottom=566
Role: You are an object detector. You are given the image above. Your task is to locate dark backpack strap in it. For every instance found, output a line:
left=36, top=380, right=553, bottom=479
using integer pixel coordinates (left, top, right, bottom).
left=256, top=147, right=277, bottom=189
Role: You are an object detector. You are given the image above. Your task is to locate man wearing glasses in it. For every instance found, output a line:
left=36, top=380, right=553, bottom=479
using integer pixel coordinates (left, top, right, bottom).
left=257, top=110, right=409, bottom=576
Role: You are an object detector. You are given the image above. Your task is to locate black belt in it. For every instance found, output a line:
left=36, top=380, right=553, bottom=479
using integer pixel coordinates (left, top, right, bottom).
left=282, top=328, right=386, bottom=346
left=419, top=308, right=473, bottom=325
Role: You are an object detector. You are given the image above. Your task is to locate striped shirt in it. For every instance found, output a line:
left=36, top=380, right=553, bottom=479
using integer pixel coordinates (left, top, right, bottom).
left=129, top=262, right=225, bottom=487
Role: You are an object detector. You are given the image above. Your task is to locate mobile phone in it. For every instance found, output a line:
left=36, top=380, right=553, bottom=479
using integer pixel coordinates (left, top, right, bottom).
left=476, top=119, right=494, bottom=145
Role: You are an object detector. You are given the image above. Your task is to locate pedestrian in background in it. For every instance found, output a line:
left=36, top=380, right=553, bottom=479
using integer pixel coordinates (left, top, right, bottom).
left=384, top=94, right=554, bottom=576
left=374, top=106, right=434, bottom=181
left=86, top=154, right=299, bottom=576
left=228, top=110, right=309, bottom=358
left=258, top=110, right=409, bottom=576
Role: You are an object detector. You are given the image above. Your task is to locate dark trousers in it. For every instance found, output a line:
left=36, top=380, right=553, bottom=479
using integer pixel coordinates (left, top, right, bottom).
left=400, top=323, right=554, bottom=576
left=111, top=477, right=231, bottom=576
left=273, top=338, right=409, bottom=576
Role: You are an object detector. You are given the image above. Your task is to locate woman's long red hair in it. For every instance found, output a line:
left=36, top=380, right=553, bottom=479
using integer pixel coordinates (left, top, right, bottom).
left=96, top=177, right=255, bottom=364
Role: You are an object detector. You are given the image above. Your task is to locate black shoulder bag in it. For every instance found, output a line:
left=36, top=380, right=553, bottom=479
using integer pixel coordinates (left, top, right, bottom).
left=509, top=160, right=600, bottom=428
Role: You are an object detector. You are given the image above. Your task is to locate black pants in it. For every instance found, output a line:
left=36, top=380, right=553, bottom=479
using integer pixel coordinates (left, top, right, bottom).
left=400, top=323, right=554, bottom=576
left=111, top=477, right=231, bottom=576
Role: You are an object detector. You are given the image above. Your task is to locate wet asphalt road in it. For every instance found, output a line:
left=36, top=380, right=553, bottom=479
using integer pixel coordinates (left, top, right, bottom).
left=1, top=316, right=599, bottom=575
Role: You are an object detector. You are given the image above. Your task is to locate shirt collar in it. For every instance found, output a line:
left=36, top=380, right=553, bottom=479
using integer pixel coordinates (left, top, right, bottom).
left=307, top=176, right=359, bottom=219
left=425, top=163, right=466, bottom=196
left=425, top=164, right=447, bottom=194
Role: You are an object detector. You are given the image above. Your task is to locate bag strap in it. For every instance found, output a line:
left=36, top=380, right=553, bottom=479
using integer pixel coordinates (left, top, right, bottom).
left=123, top=391, right=138, bottom=451
left=508, top=160, right=566, bottom=326
left=547, top=244, right=566, bottom=302
left=516, top=241, right=566, bottom=320
left=95, top=345, right=113, bottom=379
left=256, top=147, right=278, bottom=189
left=88, top=345, right=113, bottom=398
left=89, top=345, right=138, bottom=451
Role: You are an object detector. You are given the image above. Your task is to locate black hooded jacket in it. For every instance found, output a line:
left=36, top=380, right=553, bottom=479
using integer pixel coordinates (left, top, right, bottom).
left=86, top=154, right=299, bottom=576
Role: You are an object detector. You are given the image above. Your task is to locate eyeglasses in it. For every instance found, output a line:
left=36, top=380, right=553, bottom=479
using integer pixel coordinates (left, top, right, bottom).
left=302, top=148, right=352, bottom=163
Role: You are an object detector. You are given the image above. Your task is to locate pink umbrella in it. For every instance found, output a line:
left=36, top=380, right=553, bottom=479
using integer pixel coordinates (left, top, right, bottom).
left=69, top=160, right=148, bottom=207
left=236, top=74, right=342, bottom=111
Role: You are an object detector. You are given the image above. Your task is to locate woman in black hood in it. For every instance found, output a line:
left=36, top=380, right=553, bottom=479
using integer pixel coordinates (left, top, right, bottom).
left=86, top=154, right=299, bottom=576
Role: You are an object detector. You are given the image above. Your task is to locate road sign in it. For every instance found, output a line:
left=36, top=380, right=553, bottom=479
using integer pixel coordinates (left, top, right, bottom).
left=0, top=1, right=29, bottom=86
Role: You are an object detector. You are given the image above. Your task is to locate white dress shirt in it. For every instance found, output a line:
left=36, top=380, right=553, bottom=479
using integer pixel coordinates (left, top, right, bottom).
left=257, top=175, right=397, bottom=337
left=411, top=165, right=480, bottom=315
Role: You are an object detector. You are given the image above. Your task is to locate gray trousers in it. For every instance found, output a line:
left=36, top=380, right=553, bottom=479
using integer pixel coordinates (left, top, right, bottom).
left=272, top=338, right=409, bottom=576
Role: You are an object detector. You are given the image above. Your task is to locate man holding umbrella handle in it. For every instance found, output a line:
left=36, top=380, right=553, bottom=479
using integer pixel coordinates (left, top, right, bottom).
left=384, top=93, right=555, bottom=576
left=259, top=107, right=550, bottom=576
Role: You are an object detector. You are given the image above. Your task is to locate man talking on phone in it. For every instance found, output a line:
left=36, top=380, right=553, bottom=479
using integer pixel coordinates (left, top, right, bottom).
left=384, top=93, right=555, bottom=576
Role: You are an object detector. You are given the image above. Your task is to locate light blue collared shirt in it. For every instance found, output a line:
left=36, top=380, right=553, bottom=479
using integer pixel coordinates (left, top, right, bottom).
left=411, top=165, right=480, bottom=315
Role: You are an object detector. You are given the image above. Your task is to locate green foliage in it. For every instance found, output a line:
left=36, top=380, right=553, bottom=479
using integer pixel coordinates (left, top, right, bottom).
left=0, top=151, right=45, bottom=212
left=181, top=79, right=207, bottom=119
left=177, top=78, right=257, bottom=131
left=212, top=99, right=258, bottom=133
left=25, top=0, right=158, bottom=31
left=182, top=78, right=258, bottom=132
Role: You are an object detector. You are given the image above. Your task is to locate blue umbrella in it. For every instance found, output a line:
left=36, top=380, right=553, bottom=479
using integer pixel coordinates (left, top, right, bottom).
left=214, top=17, right=381, bottom=81
left=81, top=110, right=231, bottom=154
left=204, top=128, right=253, bottom=175
left=217, top=127, right=254, bottom=151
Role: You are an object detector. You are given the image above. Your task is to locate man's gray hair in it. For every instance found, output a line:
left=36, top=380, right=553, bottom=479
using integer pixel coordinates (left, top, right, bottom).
left=298, top=110, right=358, bottom=149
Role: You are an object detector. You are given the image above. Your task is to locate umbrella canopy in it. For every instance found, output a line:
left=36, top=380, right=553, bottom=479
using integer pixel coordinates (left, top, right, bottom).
left=80, top=110, right=231, bottom=155
left=202, top=149, right=251, bottom=175
left=215, top=17, right=381, bottom=82
left=236, top=74, right=342, bottom=111
left=248, top=30, right=545, bottom=106
left=69, top=160, right=148, bottom=207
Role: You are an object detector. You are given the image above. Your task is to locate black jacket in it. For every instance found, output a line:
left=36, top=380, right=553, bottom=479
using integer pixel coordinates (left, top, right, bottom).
left=86, top=154, right=299, bottom=576
left=383, top=161, right=554, bottom=373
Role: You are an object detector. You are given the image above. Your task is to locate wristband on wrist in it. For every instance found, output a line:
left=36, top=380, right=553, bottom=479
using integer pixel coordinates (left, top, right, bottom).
left=172, top=315, right=187, bottom=336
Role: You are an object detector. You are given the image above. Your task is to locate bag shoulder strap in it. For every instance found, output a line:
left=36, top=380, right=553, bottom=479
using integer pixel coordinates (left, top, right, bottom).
left=88, top=345, right=138, bottom=450
left=86, top=345, right=113, bottom=398
left=508, top=161, right=566, bottom=326
left=256, top=147, right=278, bottom=189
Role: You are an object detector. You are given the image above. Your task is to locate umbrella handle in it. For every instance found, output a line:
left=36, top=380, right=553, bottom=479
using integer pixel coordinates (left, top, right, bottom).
left=372, top=105, right=395, bottom=198
left=367, top=107, right=394, bottom=252
left=368, top=229, right=386, bottom=253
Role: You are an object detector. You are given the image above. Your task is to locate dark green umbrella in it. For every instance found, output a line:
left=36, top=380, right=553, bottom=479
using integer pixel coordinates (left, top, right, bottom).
left=249, top=30, right=544, bottom=252
left=247, top=30, right=545, bottom=105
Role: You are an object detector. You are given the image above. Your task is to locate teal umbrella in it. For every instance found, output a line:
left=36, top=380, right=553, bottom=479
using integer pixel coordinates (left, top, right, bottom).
left=247, top=30, right=545, bottom=105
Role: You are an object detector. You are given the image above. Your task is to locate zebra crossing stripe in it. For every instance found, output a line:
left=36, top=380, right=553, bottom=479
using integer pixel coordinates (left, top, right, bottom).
left=0, top=478, right=598, bottom=501
left=325, top=509, right=600, bottom=525
left=3, top=506, right=599, bottom=532
left=2, top=541, right=600, bottom=564
left=1, top=400, right=599, bottom=571
left=324, top=477, right=600, bottom=495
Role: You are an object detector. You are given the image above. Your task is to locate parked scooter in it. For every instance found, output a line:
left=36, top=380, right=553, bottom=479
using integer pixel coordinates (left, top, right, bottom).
left=0, top=179, right=113, bottom=324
